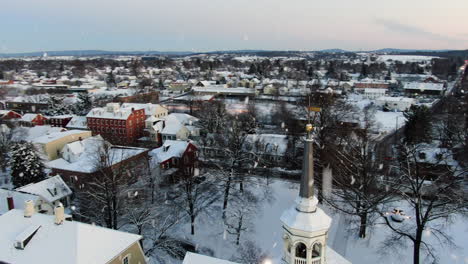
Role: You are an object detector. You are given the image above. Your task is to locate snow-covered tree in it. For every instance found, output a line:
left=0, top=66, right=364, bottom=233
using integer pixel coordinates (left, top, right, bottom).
left=43, top=95, right=73, bottom=116
left=73, top=93, right=93, bottom=116
left=10, top=142, right=46, bottom=188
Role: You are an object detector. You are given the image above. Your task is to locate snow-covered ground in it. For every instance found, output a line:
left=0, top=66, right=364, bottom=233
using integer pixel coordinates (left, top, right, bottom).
left=374, top=111, right=405, bottom=134
left=158, top=178, right=467, bottom=264
left=377, top=55, right=438, bottom=63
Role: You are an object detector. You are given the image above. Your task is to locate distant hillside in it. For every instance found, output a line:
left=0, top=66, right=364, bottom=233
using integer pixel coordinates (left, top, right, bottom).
left=0, top=50, right=194, bottom=58
left=0, top=48, right=466, bottom=58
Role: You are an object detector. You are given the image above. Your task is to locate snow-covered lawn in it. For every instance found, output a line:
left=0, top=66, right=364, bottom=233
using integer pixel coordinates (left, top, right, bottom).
left=374, top=111, right=405, bottom=134
left=156, top=178, right=467, bottom=264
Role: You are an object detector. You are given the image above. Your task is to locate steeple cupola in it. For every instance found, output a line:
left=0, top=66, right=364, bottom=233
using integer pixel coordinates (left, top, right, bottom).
left=280, top=124, right=332, bottom=264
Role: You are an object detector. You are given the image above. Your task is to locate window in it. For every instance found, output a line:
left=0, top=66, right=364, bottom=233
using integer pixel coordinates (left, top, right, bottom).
left=122, top=255, right=130, bottom=264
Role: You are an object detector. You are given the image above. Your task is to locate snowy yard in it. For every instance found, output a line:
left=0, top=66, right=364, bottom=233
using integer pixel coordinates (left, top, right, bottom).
left=152, top=178, right=467, bottom=264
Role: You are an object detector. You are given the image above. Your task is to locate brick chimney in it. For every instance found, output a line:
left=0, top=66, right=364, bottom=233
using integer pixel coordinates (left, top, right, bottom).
left=7, top=196, right=14, bottom=210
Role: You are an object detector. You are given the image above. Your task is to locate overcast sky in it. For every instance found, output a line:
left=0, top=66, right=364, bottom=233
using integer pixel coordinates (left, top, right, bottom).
left=1, top=0, right=467, bottom=53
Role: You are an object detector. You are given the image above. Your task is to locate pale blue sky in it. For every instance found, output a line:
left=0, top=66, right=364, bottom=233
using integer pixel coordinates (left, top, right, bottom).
left=1, top=0, right=467, bottom=53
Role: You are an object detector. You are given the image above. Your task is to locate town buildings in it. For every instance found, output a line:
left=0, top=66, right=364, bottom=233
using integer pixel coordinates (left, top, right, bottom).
left=86, top=103, right=146, bottom=145
left=5, top=101, right=48, bottom=114
left=48, top=136, right=149, bottom=188
left=19, top=113, right=48, bottom=127
left=32, top=130, right=92, bottom=160
left=375, top=96, right=415, bottom=111
left=0, top=176, right=72, bottom=215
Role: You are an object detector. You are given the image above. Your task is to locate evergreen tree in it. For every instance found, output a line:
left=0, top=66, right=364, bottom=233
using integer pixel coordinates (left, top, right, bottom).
left=404, top=105, right=432, bottom=144
left=43, top=95, right=73, bottom=116
left=106, top=71, right=116, bottom=87
left=74, top=93, right=93, bottom=115
left=248, top=63, right=257, bottom=75
left=0, top=71, right=4, bottom=80
left=359, top=63, right=368, bottom=79
left=10, top=142, right=46, bottom=188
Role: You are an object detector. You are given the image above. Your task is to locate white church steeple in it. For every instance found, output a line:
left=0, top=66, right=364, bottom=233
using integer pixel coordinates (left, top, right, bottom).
left=280, top=124, right=332, bottom=264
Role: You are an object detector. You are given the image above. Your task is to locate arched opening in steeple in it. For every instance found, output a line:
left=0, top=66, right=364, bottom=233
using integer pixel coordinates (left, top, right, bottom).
left=312, top=243, right=322, bottom=264
left=295, top=242, right=307, bottom=259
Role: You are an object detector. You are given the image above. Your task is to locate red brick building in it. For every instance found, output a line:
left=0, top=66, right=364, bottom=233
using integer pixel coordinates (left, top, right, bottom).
left=0, top=110, right=22, bottom=123
left=86, top=103, right=146, bottom=145
left=47, top=115, right=73, bottom=128
left=19, top=113, right=48, bottom=126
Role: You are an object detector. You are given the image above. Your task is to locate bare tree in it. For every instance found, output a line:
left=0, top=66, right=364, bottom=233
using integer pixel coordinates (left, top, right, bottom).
left=77, top=143, right=136, bottom=230
left=381, top=143, right=467, bottom=264
left=171, top=153, right=219, bottom=235
left=325, top=106, right=392, bottom=238
left=225, top=190, right=259, bottom=245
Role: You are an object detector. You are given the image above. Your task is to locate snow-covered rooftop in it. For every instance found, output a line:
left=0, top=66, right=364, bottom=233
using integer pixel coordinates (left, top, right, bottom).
left=0, top=190, right=39, bottom=215
left=193, top=86, right=256, bottom=95
left=86, top=103, right=133, bottom=120
left=182, top=252, right=238, bottom=264
left=66, top=116, right=88, bottom=130
left=404, top=82, right=444, bottom=91
left=48, top=141, right=147, bottom=173
left=32, top=130, right=90, bottom=144
left=20, top=113, right=42, bottom=122
left=121, top=103, right=167, bottom=116
left=0, top=209, right=142, bottom=264
left=150, top=140, right=191, bottom=164
left=376, top=96, right=415, bottom=103
left=16, top=176, right=72, bottom=204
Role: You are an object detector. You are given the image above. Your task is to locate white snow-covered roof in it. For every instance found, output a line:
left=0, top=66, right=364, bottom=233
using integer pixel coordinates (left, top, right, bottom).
left=327, top=246, right=353, bottom=264
left=150, top=140, right=191, bottom=164
left=0, top=209, right=142, bottom=264
left=48, top=144, right=147, bottom=173
left=159, top=113, right=197, bottom=135
left=0, top=190, right=39, bottom=215
left=376, top=96, right=415, bottom=103
left=20, top=113, right=41, bottom=122
left=193, top=86, right=256, bottom=95
left=404, top=82, right=444, bottom=91
left=121, top=103, right=167, bottom=116
left=167, top=113, right=198, bottom=125
left=364, top=88, right=387, bottom=93
left=66, top=116, right=88, bottom=129
left=86, top=106, right=132, bottom=120
left=161, top=120, right=184, bottom=135
left=182, top=252, right=238, bottom=264
left=281, top=197, right=332, bottom=233
left=13, top=126, right=65, bottom=142
left=16, top=176, right=71, bottom=204
left=32, top=130, right=91, bottom=144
